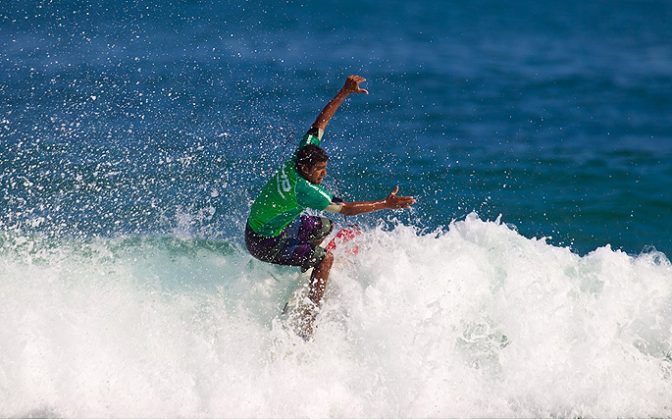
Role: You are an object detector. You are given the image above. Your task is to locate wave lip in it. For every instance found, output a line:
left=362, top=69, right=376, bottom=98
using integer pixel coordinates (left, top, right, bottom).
left=1, top=214, right=671, bottom=417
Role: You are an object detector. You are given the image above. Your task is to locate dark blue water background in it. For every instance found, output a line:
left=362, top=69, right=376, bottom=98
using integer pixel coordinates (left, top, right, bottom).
left=2, top=0, right=671, bottom=256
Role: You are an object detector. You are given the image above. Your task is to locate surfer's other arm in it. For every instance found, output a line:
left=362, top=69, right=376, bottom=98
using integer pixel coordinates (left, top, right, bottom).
left=325, top=186, right=415, bottom=216
left=309, top=74, right=368, bottom=138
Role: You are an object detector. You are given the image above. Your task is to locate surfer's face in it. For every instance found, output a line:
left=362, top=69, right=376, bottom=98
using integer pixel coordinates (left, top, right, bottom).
left=301, top=161, right=328, bottom=185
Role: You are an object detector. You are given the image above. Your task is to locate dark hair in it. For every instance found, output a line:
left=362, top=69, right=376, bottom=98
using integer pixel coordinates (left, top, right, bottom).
left=296, top=145, right=328, bottom=171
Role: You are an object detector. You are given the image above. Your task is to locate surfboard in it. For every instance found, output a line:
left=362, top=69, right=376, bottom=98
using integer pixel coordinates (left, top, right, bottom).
left=325, top=226, right=361, bottom=255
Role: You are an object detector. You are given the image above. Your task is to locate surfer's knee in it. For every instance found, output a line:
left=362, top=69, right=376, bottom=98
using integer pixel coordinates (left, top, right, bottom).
left=319, top=251, right=334, bottom=270
left=321, top=250, right=334, bottom=268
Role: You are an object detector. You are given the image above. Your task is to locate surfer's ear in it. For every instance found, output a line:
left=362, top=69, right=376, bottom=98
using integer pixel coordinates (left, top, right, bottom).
left=297, top=163, right=309, bottom=178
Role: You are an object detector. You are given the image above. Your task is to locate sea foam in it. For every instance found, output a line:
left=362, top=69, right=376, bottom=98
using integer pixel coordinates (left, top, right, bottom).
left=1, top=213, right=670, bottom=417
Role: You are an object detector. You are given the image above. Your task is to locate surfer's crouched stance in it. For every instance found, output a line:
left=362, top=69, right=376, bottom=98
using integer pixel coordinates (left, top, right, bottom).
left=245, top=75, right=415, bottom=336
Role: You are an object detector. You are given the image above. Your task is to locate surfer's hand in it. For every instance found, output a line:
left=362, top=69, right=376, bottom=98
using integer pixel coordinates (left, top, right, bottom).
left=385, top=186, right=415, bottom=209
left=341, top=75, right=368, bottom=95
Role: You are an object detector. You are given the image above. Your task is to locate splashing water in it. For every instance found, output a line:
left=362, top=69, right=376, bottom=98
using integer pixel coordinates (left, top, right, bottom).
left=1, top=214, right=670, bottom=418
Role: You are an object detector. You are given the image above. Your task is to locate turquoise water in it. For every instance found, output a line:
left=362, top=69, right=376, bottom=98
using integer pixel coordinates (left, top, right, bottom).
left=1, top=1, right=672, bottom=417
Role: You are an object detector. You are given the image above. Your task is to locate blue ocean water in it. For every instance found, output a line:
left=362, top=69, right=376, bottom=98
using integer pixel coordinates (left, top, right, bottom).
left=1, top=1, right=672, bottom=417
left=2, top=0, right=671, bottom=254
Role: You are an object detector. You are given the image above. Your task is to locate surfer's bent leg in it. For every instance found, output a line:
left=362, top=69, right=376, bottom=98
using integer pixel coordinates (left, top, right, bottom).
left=246, top=216, right=334, bottom=309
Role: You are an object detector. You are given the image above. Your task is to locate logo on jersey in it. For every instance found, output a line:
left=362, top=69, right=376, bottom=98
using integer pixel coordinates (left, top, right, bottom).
left=276, top=167, right=291, bottom=198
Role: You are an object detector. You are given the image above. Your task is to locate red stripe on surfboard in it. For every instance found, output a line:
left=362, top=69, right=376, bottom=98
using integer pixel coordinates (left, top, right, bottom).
left=325, top=227, right=361, bottom=255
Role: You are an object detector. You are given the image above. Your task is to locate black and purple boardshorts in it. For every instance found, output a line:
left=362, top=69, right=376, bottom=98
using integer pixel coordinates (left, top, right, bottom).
left=245, top=215, right=333, bottom=271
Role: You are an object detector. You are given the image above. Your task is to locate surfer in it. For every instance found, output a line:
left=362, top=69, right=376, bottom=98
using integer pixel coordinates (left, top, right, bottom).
left=245, top=74, right=415, bottom=332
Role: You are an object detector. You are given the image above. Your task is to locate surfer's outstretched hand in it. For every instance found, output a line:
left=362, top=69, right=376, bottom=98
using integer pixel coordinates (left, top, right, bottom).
left=341, top=75, right=368, bottom=95
left=385, top=186, right=416, bottom=209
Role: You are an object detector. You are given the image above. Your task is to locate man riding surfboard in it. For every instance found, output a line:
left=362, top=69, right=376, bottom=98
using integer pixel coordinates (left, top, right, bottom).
left=245, top=75, right=415, bottom=335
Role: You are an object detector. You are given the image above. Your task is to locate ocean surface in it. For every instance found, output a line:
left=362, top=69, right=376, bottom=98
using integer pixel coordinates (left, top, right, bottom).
left=1, top=0, right=672, bottom=417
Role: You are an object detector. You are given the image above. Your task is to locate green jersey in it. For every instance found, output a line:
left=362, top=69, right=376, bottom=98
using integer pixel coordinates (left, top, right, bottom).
left=247, top=132, right=333, bottom=237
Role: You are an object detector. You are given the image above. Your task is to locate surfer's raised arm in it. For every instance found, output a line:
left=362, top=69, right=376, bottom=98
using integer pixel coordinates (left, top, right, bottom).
left=309, top=74, right=368, bottom=139
left=326, top=186, right=416, bottom=216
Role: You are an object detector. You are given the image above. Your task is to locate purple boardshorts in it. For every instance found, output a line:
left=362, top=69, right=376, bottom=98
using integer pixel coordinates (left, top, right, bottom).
left=245, top=215, right=333, bottom=271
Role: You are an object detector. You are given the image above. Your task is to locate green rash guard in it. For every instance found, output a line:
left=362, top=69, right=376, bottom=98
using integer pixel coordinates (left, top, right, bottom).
left=247, top=131, right=333, bottom=237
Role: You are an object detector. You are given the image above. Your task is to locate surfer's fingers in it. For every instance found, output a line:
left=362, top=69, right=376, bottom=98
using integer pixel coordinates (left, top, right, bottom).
left=391, top=185, right=399, bottom=195
left=395, top=196, right=415, bottom=207
left=343, top=78, right=367, bottom=95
